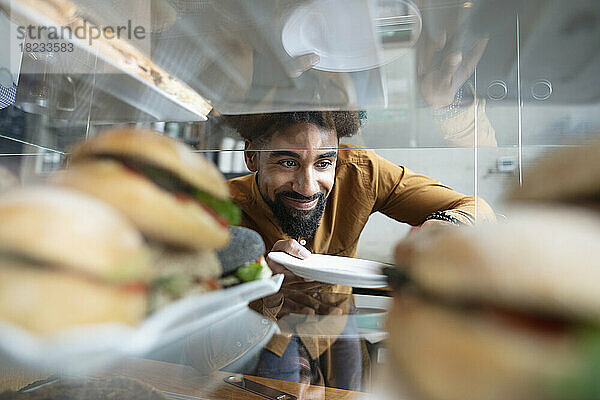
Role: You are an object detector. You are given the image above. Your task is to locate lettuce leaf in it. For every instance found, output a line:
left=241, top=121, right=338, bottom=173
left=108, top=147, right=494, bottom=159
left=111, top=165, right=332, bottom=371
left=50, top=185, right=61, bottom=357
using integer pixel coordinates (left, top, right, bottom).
left=548, top=327, right=600, bottom=400
left=236, top=261, right=272, bottom=282
left=195, top=190, right=241, bottom=226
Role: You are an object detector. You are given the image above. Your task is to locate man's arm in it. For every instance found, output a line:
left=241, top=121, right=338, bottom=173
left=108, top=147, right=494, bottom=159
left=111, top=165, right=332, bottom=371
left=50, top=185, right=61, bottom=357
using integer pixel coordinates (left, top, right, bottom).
left=373, top=153, right=495, bottom=225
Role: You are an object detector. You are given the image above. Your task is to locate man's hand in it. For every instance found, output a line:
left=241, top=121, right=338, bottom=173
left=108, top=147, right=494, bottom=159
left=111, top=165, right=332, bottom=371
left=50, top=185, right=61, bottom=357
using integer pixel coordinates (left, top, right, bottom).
left=286, top=53, right=320, bottom=78
left=263, top=239, right=338, bottom=316
left=264, top=239, right=314, bottom=309
left=418, top=39, right=488, bottom=109
left=416, top=5, right=488, bottom=109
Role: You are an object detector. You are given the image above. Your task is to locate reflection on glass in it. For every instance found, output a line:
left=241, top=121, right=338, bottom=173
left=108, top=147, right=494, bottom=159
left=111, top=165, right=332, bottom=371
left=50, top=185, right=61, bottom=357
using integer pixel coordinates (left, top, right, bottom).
left=246, top=288, right=367, bottom=392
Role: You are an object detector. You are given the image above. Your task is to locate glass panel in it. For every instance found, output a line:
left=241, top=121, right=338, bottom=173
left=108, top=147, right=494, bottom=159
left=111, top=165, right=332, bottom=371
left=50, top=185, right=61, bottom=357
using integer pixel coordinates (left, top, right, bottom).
left=2, top=1, right=600, bottom=398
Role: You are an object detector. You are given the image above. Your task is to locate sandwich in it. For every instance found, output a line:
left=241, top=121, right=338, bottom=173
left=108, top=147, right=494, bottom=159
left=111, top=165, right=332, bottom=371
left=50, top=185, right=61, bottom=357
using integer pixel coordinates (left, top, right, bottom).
left=387, top=207, right=600, bottom=400
left=54, top=127, right=238, bottom=249
left=0, top=187, right=151, bottom=334
left=51, top=128, right=239, bottom=309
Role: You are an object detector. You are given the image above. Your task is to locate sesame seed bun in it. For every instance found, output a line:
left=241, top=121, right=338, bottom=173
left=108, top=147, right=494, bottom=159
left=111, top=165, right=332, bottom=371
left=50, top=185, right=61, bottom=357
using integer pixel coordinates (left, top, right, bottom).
left=70, top=128, right=229, bottom=200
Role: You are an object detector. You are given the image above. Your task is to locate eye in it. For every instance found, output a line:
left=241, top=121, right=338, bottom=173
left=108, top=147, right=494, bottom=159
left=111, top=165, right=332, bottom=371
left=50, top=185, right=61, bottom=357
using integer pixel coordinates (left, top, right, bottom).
left=315, top=160, right=333, bottom=169
left=278, top=159, right=298, bottom=168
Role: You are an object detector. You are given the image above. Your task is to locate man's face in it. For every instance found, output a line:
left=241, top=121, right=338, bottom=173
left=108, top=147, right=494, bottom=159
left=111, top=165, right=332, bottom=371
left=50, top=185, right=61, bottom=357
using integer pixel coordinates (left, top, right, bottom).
left=246, top=123, right=338, bottom=239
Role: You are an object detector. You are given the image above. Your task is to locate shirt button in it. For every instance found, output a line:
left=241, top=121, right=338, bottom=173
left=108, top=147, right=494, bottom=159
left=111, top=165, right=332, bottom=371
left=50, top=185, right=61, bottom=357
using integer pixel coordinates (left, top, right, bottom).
left=299, top=239, right=307, bottom=246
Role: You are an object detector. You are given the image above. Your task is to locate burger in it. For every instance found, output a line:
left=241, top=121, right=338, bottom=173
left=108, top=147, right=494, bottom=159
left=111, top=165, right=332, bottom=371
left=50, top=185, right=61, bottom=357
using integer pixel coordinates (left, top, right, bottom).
left=51, top=128, right=240, bottom=309
left=387, top=207, right=600, bottom=400
left=0, top=187, right=151, bottom=334
left=217, top=226, right=272, bottom=287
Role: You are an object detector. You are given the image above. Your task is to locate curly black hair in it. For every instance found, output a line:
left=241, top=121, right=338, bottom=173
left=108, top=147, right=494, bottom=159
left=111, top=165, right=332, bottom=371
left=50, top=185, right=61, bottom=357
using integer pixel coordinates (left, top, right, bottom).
left=226, top=111, right=366, bottom=147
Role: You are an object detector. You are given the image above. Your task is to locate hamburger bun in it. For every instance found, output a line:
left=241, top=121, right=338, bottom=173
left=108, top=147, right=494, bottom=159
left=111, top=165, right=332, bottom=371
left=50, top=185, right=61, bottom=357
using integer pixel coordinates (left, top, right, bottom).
left=0, top=186, right=150, bottom=283
left=0, top=261, right=146, bottom=334
left=0, top=187, right=151, bottom=334
left=509, top=138, right=600, bottom=205
left=394, top=206, right=600, bottom=321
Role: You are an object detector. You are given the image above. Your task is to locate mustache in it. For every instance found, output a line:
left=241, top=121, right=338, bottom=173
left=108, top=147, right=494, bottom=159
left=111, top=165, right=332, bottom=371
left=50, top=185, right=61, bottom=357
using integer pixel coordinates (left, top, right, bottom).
left=277, top=191, right=324, bottom=201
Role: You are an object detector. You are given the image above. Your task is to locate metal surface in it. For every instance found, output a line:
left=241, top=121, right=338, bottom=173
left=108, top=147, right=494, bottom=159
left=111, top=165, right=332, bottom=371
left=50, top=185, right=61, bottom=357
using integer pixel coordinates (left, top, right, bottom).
left=3, top=0, right=210, bottom=124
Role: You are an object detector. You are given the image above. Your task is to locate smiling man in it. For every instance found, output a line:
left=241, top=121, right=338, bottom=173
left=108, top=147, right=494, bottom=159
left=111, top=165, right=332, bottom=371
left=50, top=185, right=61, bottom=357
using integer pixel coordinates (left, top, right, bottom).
left=226, top=111, right=495, bottom=389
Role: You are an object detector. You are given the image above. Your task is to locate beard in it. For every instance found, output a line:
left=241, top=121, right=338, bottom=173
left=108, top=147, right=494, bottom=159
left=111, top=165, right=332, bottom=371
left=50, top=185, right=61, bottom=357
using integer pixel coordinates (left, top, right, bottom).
left=262, top=189, right=327, bottom=240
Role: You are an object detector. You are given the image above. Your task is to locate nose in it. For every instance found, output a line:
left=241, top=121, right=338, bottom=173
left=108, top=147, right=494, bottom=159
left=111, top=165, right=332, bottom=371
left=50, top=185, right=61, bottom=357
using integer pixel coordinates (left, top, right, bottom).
left=293, top=167, right=319, bottom=197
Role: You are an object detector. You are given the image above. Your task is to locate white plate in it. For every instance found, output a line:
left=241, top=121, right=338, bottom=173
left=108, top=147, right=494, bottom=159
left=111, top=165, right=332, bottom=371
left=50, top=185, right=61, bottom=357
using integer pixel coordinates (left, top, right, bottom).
left=268, top=252, right=389, bottom=288
left=281, top=0, right=382, bottom=72
left=0, top=275, right=283, bottom=373
left=281, top=0, right=421, bottom=72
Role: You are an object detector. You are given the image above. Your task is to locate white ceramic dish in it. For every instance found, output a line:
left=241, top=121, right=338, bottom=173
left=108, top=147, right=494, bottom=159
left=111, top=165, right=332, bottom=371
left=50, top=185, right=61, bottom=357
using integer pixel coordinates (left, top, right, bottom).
left=268, top=252, right=389, bottom=288
left=0, top=275, right=283, bottom=373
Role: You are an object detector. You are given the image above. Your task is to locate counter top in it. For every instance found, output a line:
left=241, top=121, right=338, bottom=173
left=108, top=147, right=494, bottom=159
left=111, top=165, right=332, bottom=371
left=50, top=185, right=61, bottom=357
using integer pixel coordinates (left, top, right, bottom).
left=93, top=357, right=370, bottom=400
left=1, top=358, right=369, bottom=400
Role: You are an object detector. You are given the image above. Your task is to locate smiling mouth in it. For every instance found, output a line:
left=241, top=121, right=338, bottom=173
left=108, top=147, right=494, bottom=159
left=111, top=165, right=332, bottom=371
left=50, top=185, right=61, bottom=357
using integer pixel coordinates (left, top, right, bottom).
left=281, top=196, right=319, bottom=210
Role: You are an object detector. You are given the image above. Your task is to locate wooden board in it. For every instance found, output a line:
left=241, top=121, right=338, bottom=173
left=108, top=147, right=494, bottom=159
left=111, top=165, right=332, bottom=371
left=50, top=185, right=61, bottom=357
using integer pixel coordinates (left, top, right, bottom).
left=91, top=357, right=370, bottom=400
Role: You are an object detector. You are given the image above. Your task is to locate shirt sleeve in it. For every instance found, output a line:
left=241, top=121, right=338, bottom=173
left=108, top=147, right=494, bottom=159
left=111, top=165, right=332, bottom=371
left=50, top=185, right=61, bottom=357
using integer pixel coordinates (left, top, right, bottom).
left=435, top=98, right=498, bottom=147
left=372, top=153, right=495, bottom=225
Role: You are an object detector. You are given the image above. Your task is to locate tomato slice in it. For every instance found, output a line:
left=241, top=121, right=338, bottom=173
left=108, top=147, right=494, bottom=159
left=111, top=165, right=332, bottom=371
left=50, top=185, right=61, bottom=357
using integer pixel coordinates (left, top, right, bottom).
left=205, top=279, right=221, bottom=291
left=119, top=282, right=148, bottom=293
left=122, top=164, right=146, bottom=178
left=174, top=192, right=194, bottom=202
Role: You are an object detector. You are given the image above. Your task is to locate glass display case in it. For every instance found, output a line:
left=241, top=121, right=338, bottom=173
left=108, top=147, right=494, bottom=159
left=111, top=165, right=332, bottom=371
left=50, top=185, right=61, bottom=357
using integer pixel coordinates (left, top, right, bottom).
left=1, top=0, right=600, bottom=399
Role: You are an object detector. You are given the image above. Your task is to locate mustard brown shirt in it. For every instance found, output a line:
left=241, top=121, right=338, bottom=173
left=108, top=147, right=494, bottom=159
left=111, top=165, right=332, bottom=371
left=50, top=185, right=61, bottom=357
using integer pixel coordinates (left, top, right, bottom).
left=228, top=144, right=495, bottom=358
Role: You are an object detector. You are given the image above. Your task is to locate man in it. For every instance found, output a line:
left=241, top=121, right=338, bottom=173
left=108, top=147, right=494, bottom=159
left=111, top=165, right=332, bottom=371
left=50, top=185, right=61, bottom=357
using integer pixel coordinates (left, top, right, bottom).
left=227, top=111, right=495, bottom=390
